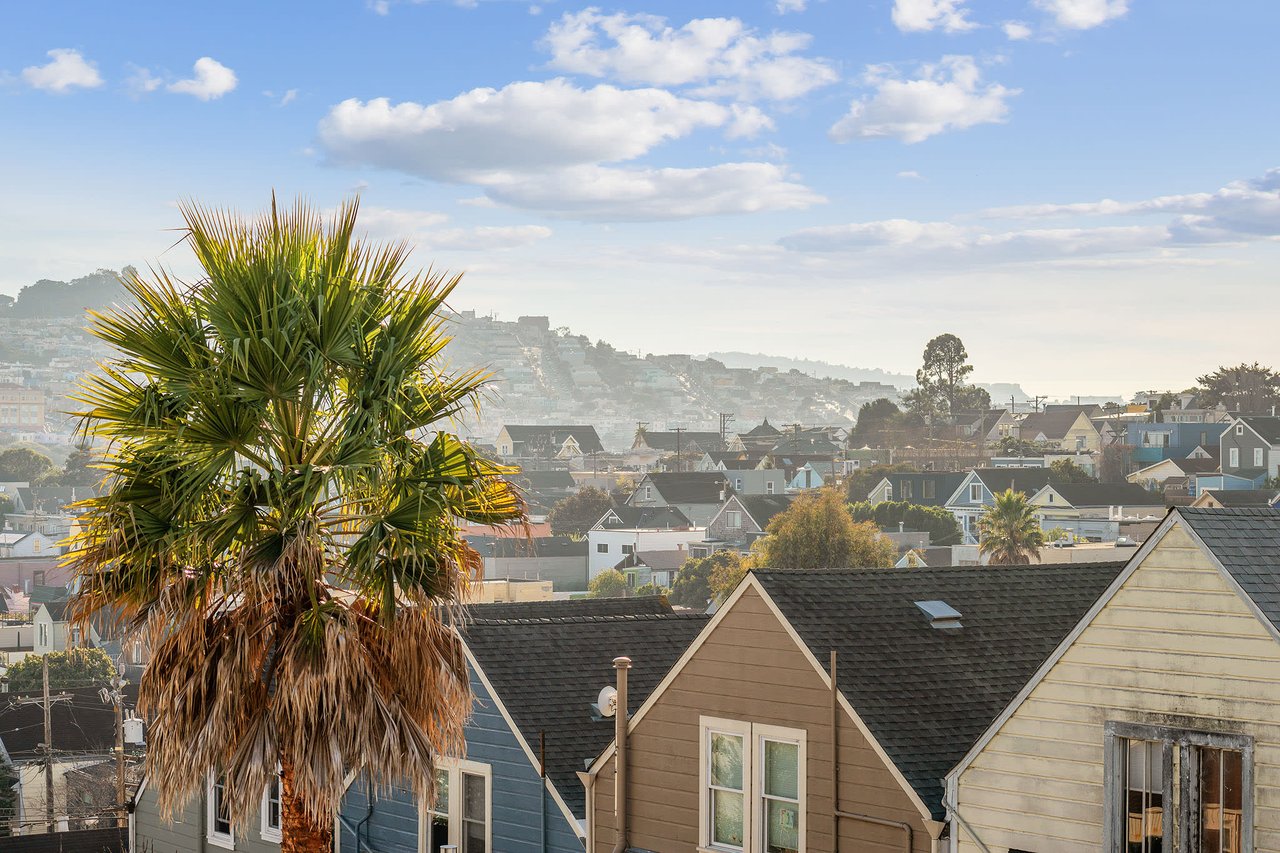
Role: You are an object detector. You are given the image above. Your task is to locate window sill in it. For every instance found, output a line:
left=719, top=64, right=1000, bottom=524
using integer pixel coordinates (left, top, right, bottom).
left=207, top=834, right=235, bottom=850
left=260, top=828, right=282, bottom=843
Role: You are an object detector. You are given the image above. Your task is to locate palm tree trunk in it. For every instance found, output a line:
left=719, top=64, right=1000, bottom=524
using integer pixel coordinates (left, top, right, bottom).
left=280, top=756, right=333, bottom=852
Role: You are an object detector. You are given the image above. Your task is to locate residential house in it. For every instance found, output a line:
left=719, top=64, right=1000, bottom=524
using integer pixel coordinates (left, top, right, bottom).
left=730, top=419, right=783, bottom=454
left=947, top=507, right=1280, bottom=853
left=1127, top=421, right=1229, bottom=467
left=336, top=598, right=709, bottom=853
left=1015, top=408, right=1103, bottom=453
left=132, top=771, right=282, bottom=852
left=465, top=534, right=589, bottom=591
left=495, top=425, right=605, bottom=461
left=588, top=506, right=703, bottom=577
left=945, top=468, right=1053, bottom=544
left=1191, top=488, right=1280, bottom=508
left=586, top=561, right=1124, bottom=852
left=1028, top=482, right=1166, bottom=542
left=719, top=468, right=785, bottom=497
left=1220, top=415, right=1280, bottom=483
left=787, top=460, right=835, bottom=491
left=613, top=550, right=689, bottom=588
left=845, top=446, right=893, bottom=470
left=33, top=600, right=100, bottom=654
left=625, top=472, right=730, bottom=526
left=697, top=450, right=765, bottom=473
left=1127, top=455, right=1221, bottom=490
left=0, top=530, right=56, bottom=558
left=864, top=472, right=968, bottom=506
left=700, top=494, right=793, bottom=553
left=468, top=577, right=555, bottom=603
left=630, top=430, right=724, bottom=470
left=503, top=469, right=578, bottom=519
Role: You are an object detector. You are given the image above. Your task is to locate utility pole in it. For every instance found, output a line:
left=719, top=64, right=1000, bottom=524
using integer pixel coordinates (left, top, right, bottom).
left=669, top=427, right=686, bottom=472
left=718, top=412, right=735, bottom=446
left=12, top=657, right=72, bottom=834
left=100, top=666, right=126, bottom=824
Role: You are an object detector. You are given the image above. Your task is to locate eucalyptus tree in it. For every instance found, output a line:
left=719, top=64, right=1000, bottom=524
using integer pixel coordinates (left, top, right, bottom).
left=68, top=198, right=523, bottom=850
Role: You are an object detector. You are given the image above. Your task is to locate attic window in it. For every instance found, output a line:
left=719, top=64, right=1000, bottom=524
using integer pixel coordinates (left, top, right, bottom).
left=915, top=600, right=963, bottom=629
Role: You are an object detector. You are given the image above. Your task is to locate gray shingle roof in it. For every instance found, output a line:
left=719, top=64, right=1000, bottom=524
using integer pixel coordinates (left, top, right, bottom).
left=464, top=596, right=672, bottom=622
left=1046, top=482, right=1164, bottom=508
left=1177, top=507, right=1280, bottom=633
left=640, top=472, right=729, bottom=505
left=739, top=495, right=794, bottom=529
left=598, top=505, right=693, bottom=529
left=1200, top=489, right=1280, bottom=507
left=461, top=603, right=709, bottom=816
left=1240, top=416, right=1280, bottom=444
left=502, top=425, right=605, bottom=455
left=973, top=468, right=1053, bottom=497
left=752, top=561, right=1125, bottom=819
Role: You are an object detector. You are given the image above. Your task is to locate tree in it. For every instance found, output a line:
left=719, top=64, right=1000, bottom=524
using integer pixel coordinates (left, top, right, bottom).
left=978, top=489, right=1044, bottom=565
left=1196, top=363, right=1280, bottom=414
left=0, top=447, right=54, bottom=483
left=1048, top=458, right=1097, bottom=484
left=633, top=582, right=665, bottom=597
left=848, top=500, right=962, bottom=546
left=670, top=552, right=741, bottom=608
left=589, top=569, right=628, bottom=598
left=709, top=551, right=750, bottom=602
left=66, top=198, right=524, bottom=851
left=546, top=487, right=614, bottom=538
left=912, top=333, right=977, bottom=418
left=49, top=445, right=102, bottom=489
left=844, top=463, right=916, bottom=503
left=993, top=436, right=1053, bottom=457
left=850, top=398, right=902, bottom=446
left=6, top=648, right=115, bottom=693
left=754, top=488, right=896, bottom=570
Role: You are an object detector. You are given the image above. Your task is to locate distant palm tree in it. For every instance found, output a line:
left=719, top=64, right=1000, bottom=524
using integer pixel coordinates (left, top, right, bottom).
left=978, top=488, right=1044, bottom=565
left=67, top=198, right=524, bottom=851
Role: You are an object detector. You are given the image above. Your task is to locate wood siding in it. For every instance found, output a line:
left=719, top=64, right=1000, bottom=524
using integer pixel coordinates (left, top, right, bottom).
left=955, top=523, right=1280, bottom=852
left=133, top=786, right=279, bottom=853
left=591, top=585, right=931, bottom=853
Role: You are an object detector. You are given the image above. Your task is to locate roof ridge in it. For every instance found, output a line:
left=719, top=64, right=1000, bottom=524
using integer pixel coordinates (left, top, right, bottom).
left=465, top=611, right=707, bottom=627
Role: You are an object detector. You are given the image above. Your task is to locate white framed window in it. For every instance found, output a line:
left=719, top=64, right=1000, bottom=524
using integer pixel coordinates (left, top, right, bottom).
left=900, top=481, right=913, bottom=501
left=766, top=481, right=775, bottom=495
left=735, top=478, right=743, bottom=491
left=700, top=717, right=806, bottom=853
left=1254, top=448, right=1264, bottom=468
left=260, top=771, right=282, bottom=842
left=132, top=642, right=143, bottom=665
left=1229, top=448, right=1240, bottom=468
left=597, top=543, right=609, bottom=554
left=420, top=759, right=490, bottom=853
left=644, top=486, right=652, bottom=501
left=725, top=511, right=742, bottom=530
left=207, top=773, right=234, bottom=849
left=1236, top=424, right=1244, bottom=436
left=621, top=544, right=634, bottom=555
left=38, top=622, right=48, bottom=648
left=970, top=484, right=983, bottom=502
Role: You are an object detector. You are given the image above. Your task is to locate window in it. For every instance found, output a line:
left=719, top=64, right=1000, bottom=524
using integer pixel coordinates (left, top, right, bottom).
left=38, top=622, right=47, bottom=648
left=1144, top=432, right=1170, bottom=448
left=922, top=480, right=936, bottom=500
left=1254, top=448, right=1264, bottom=468
left=422, top=761, right=490, bottom=853
left=970, top=484, right=983, bottom=502
left=207, top=773, right=234, bottom=848
left=260, top=773, right=282, bottom=842
left=1106, top=723, right=1252, bottom=853
left=726, top=511, right=742, bottom=530
left=700, top=718, right=806, bottom=853
left=1229, top=448, right=1240, bottom=468
left=597, top=543, right=609, bottom=553
left=1236, top=424, right=1244, bottom=436
left=32, top=570, right=44, bottom=587
left=621, top=544, right=634, bottom=555
left=900, top=481, right=913, bottom=501
left=644, top=486, right=653, bottom=501
left=132, top=642, right=143, bottom=665
left=766, top=481, right=775, bottom=495
left=735, top=478, right=743, bottom=491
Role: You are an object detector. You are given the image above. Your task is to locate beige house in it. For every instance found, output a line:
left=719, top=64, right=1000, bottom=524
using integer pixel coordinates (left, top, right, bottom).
left=947, top=506, right=1280, bottom=853
left=1016, top=408, right=1103, bottom=453
left=585, top=560, right=1124, bottom=853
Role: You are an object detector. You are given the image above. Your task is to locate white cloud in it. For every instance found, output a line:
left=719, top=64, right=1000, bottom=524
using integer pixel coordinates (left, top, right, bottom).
left=126, top=65, right=163, bottom=96
left=422, top=225, right=553, bottom=250
left=829, top=56, right=1017, bottom=144
left=1002, top=21, right=1033, bottom=40
left=542, top=9, right=838, bottom=100
left=279, top=88, right=298, bottom=106
left=168, top=57, right=237, bottom=100
left=775, top=0, right=807, bottom=13
left=21, top=49, right=103, bottom=93
left=891, top=0, right=977, bottom=34
left=897, top=170, right=924, bottom=179
left=482, top=162, right=823, bottom=221
left=319, top=80, right=745, bottom=181
left=1035, top=0, right=1128, bottom=30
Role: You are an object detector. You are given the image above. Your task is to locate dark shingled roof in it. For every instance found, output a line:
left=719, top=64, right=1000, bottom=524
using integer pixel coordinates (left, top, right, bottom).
left=640, top=472, right=729, bottom=505
left=598, top=505, right=693, bottom=529
left=739, top=495, right=794, bottom=529
left=1046, top=482, right=1165, bottom=508
left=502, top=425, right=605, bottom=455
left=972, top=468, right=1053, bottom=497
left=637, top=431, right=725, bottom=453
left=463, top=534, right=588, bottom=559
left=42, top=598, right=71, bottom=621
left=1240, top=416, right=1280, bottom=445
left=1018, top=409, right=1090, bottom=441
left=752, top=561, right=1125, bottom=820
left=1, top=685, right=139, bottom=759
left=743, top=419, right=782, bottom=437
left=1201, top=489, right=1280, bottom=507
left=1178, top=507, right=1280, bottom=633
left=464, top=595, right=672, bottom=622
left=461, top=604, right=709, bottom=816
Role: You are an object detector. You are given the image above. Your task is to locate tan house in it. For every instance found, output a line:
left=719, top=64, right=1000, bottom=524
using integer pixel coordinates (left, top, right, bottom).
left=1016, top=408, right=1103, bottom=453
left=585, top=561, right=1124, bottom=853
left=947, top=506, right=1280, bottom=852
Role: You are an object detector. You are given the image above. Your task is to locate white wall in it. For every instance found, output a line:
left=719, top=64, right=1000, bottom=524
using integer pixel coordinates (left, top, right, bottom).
left=587, top=528, right=705, bottom=577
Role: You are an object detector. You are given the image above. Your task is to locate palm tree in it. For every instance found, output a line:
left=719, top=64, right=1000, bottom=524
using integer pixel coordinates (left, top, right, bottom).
left=978, top=488, right=1044, bottom=565
left=67, top=198, right=524, bottom=850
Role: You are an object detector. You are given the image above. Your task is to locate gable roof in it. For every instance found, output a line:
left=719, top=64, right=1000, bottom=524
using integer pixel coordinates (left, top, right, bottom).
left=613, top=550, right=690, bottom=572
left=877, top=472, right=969, bottom=506
left=597, top=505, right=694, bottom=530
left=1199, top=489, right=1280, bottom=507
left=1236, top=416, right=1280, bottom=444
left=1043, top=482, right=1164, bottom=508
left=1017, top=409, right=1091, bottom=440
left=464, top=596, right=672, bottom=622
left=41, top=599, right=70, bottom=621
left=501, top=425, right=605, bottom=455
left=506, top=469, right=577, bottom=492
left=460, top=605, right=710, bottom=816
left=1178, top=507, right=1280, bottom=633
left=743, top=419, right=782, bottom=437
left=464, top=535, right=588, bottom=559
left=739, top=495, right=794, bottom=530
left=752, top=561, right=1125, bottom=819
left=637, top=431, right=724, bottom=452
left=640, top=472, right=728, bottom=505
left=969, top=467, right=1053, bottom=497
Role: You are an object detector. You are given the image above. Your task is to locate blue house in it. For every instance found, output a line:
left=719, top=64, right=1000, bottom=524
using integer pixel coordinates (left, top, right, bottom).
left=945, top=467, right=1053, bottom=544
left=1126, top=421, right=1228, bottom=466
left=337, top=597, right=708, bottom=852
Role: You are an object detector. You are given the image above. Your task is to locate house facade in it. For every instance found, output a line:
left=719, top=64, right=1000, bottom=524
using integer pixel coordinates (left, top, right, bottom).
left=495, top=425, right=605, bottom=460
left=131, top=776, right=281, bottom=853
left=625, top=471, right=730, bottom=526
left=865, top=472, right=967, bottom=506
left=1220, top=416, right=1280, bottom=482
left=945, top=468, right=1052, bottom=544
left=1127, top=421, right=1229, bottom=466
left=588, top=506, right=704, bottom=577
left=948, top=507, right=1280, bottom=853
left=1027, top=482, right=1165, bottom=542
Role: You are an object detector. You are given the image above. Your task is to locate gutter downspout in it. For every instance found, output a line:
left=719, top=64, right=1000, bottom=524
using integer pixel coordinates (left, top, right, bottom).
left=943, top=775, right=992, bottom=853
left=830, top=649, right=916, bottom=853
left=540, top=730, right=547, bottom=853
left=611, top=656, right=631, bottom=853
left=577, top=770, right=595, bottom=851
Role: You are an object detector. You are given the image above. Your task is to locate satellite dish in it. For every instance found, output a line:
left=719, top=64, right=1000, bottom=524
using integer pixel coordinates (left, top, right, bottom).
left=594, top=685, right=618, bottom=718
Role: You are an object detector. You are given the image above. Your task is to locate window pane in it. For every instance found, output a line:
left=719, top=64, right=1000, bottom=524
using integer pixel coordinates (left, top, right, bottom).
left=711, top=788, right=745, bottom=847
left=764, top=797, right=801, bottom=853
left=462, top=817, right=486, bottom=853
left=463, top=773, right=485, bottom=821
left=711, top=733, right=744, bottom=790
left=1198, top=748, right=1243, bottom=853
left=1122, top=739, right=1164, bottom=852
left=764, top=740, right=799, bottom=800
left=432, top=768, right=450, bottom=816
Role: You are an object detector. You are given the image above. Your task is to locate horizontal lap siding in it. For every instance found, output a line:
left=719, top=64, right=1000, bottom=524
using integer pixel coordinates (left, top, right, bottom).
left=956, top=525, right=1280, bottom=852
left=593, top=586, right=931, bottom=852
left=134, top=786, right=279, bottom=853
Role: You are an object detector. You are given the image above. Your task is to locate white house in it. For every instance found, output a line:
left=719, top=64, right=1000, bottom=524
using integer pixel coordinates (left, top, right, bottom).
left=587, top=506, right=704, bottom=578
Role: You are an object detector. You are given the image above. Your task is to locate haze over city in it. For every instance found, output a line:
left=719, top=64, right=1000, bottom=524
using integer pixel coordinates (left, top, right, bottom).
left=4, top=0, right=1279, bottom=397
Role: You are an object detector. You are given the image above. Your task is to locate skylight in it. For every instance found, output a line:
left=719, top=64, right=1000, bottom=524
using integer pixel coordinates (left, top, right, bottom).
left=915, top=599, right=963, bottom=629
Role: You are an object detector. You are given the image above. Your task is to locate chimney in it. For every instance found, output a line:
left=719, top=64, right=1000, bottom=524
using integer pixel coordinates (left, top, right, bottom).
left=611, top=657, right=633, bottom=853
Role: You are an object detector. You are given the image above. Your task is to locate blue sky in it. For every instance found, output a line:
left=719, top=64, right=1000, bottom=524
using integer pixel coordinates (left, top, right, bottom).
left=2, top=0, right=1278, bottom=396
